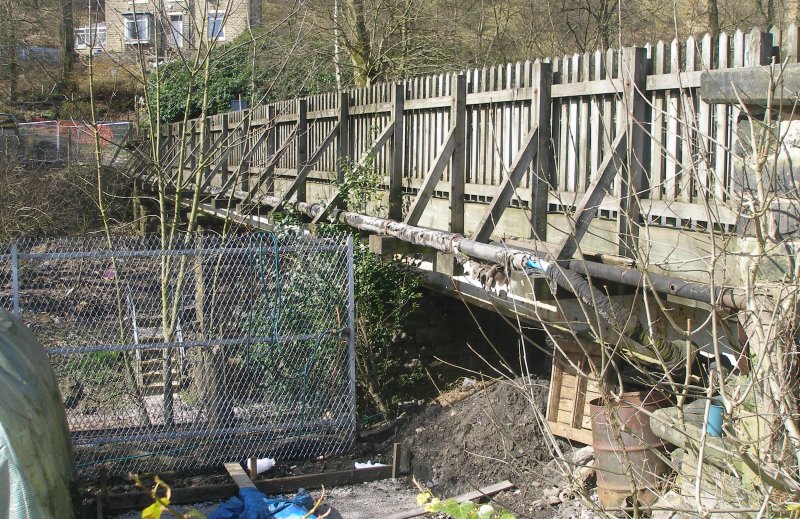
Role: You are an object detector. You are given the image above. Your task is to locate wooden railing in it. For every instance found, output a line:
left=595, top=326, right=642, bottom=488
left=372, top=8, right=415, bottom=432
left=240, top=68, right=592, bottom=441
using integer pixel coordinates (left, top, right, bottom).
left=149, top=26, right=797, bottom=269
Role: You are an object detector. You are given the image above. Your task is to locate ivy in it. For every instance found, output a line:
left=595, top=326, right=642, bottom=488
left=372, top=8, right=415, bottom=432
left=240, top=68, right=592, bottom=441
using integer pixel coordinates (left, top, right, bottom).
left=148, top=43, right=252, bottom=124
left=417, top=490, right=516, bottom=519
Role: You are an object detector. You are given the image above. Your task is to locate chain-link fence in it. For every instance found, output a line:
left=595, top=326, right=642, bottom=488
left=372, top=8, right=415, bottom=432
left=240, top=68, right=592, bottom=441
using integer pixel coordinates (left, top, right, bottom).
left=0, top=232, right=355, bottom=476
left=16, top=120, right=130, bottom=165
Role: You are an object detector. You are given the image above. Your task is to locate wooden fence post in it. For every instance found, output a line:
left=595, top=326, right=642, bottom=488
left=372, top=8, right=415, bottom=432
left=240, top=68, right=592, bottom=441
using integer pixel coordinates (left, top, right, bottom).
left=450, top=74, right=466, bottom=234
left=201, top=116, right=210, bottom=188
left=746, top=28, right=773, bottom=66
left=296, top=99, right=308, bottom=203
left=190, top=120, right=198, bottom=171
left=337, top=91, right=350, bottom=209
left=389, top=82, right=405, bottom=220
left=238, top=116, right=251, bottom=193
left=531, top=60, right=552, bottom=241
left=618, top=46, right=648, bottom=258
left=265, top=106, right=276, bottom=195
left=220, top=113, right=229, bottom=188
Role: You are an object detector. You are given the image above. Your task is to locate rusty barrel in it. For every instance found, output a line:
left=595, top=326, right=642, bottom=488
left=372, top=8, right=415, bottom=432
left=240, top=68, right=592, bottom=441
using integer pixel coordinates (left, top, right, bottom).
left=589, top=391, right=671, bottom=508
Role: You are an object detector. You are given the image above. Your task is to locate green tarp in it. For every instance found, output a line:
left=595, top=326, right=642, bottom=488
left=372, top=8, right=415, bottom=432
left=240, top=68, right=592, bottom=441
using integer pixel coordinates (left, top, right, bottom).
left=0, top=308, right=74, bottom=518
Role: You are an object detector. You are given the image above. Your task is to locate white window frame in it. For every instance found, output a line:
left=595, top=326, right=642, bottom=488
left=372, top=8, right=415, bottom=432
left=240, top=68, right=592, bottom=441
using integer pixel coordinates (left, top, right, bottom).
left=124, top=13, right=153, bottom=44
left=207, top=11, right=225, bottom=41
left=168, top=13, right=184, bottom=48
left=75, top=23, right=106, bottom=50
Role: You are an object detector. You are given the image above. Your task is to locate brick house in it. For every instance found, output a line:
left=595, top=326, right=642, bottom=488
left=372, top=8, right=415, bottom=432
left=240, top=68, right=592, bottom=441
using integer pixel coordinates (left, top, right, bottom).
left=75, top=0, right=260, bottom=56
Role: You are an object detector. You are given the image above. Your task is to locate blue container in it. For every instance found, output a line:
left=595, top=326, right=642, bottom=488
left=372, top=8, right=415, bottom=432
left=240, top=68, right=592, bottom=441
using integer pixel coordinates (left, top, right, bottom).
left=707, top=402, right=724, bottom=436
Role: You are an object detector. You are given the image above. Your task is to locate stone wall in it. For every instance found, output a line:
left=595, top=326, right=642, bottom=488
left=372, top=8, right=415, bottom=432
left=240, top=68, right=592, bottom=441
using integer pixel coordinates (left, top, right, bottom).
left=102, top=0, right=251, bottom=54
left=405, top=289, right=549, bottom=385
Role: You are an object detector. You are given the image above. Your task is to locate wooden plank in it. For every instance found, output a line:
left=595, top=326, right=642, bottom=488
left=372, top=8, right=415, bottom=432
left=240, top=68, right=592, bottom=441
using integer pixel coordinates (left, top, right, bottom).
left=466, top=87, right=537, bottom=105
left=531, top=61, right=552, bottom=240
left=566, top=54, right=579, bottom=192
left=557, top=56, right=569, bottom=192
left=249, top=457, right=258, bottom=481
left=451, top=74, right=467, bottom=234
left=225, top=462, right=257, bottom=489
left=548, top=420, right=593, bottom=445
left=264, top=107, right=276, bottom=194
left=389, top=82, right=405, bottom=220
left=551, top=78, right=620, bottom=97
left=590, top=51, right=602, bottom=184
left=649, top=41, right=665, bottom=200
left=618, top=47, right=648, bottom=258
left=645, top=70, right=703, bottom=90
left=237, top=118, right=251, bottom=193
left=258, top=465, right=393, bottom=492
left=697, top=34, right=712, bottom=200
left=347, top=101, right=393, bottom=115
left=404, top=96, right=450, bottom=111
left=679, top=37, right=696, bottom=204
left=376, top=481, right=516, bottom=519
left=107, top=466, right=394, bottom=513
left=295, top=99, right=308, bottom=202
left=307, top=108, right=338, bottom=119
left=571, top=357, right=588, bottom=429
left=714, top=32, right=729, bottom=202
left=336, top=91, right=350, bottom=195
left=554, top=130, right=626, bottom=262
left=546, top=353, right=564, bottom=421
left=664, top=39, right=680, bottom=201
left=577, top=54, right=590, bottom=193
left=392, top=443, right=402, bottom=480
left=470, top=128, right=539, bottom=242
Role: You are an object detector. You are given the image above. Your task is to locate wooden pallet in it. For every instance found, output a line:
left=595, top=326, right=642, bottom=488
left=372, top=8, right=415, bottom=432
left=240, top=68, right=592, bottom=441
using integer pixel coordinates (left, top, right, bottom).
left=546, top=339, right=606, bottom=444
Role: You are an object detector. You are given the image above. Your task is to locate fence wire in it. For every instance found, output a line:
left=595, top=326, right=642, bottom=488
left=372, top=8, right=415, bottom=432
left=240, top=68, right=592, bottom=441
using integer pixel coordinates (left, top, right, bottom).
left=16, top=120, right=130, bottom=165
left=0, top=232, right=355, bottom=476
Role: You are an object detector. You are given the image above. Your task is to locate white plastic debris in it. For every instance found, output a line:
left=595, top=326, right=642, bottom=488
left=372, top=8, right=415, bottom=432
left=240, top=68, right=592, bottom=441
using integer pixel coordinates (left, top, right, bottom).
left=256, top=457, right=276, bottom=474
left=354, top=461, right=387, bottom=469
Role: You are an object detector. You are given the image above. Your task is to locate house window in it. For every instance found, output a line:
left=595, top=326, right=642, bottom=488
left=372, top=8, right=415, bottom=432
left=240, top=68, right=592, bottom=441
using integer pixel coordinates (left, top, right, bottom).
left=124, top=13, right=152, bottom=44
left=168, top=14, right=184, bottom=48
left=75, top=23, right=106, bottom=49
left=208, top=12, right=224, bottom=40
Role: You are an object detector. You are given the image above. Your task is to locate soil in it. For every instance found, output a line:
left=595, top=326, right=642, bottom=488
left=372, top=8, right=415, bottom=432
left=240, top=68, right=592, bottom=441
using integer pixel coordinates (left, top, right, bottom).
left=104, top=373, right=600, bottom=518
left=368, top=375, right=595, bottom=518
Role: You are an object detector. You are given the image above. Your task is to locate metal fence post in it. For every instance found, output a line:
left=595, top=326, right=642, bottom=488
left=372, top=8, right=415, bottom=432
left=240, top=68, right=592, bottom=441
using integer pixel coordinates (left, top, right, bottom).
left=10, top=243, right=19, bottom=317
left=346, top=235, right=357, bottom=438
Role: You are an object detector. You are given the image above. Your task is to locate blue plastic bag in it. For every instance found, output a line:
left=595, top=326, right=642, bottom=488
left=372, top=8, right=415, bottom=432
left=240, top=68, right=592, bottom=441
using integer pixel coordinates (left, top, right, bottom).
left=208, top=487, right=317, bottom=519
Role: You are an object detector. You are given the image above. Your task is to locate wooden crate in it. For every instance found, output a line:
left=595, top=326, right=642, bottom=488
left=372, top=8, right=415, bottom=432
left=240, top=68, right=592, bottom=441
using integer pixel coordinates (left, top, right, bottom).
left=546, top=339, right=606, bottom=444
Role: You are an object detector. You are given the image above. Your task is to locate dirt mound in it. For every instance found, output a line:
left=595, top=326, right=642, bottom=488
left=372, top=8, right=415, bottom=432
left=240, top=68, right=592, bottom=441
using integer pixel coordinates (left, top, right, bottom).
left=388, top=375, right=580, bottom=518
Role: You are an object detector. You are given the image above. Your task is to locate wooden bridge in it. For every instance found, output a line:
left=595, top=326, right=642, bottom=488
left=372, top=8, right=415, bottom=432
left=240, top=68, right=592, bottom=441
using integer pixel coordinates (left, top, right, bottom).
left=131, top=27, right=797, bottom=443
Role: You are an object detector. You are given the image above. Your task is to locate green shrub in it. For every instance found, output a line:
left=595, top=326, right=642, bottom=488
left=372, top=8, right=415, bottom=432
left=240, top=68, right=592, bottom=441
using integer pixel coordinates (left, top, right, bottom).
left=148, top=43, right=252, bottom=124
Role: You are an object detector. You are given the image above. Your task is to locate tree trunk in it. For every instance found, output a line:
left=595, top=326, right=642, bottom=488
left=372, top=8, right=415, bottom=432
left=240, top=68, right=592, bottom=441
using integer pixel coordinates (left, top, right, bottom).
left=708, top=0, right=720, bottom=38
left=60, top=0, right=74, bottom=86
left=344, top=0, right=379, bottom=87
left=1, top=0, right=16, bottom=102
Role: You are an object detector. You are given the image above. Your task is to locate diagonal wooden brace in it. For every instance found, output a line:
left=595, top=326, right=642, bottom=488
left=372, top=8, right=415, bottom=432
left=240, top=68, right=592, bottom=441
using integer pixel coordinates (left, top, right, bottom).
left=554, top=130, right=627, bottom=262
left=244, top=125, right=298, bottom=201
left=212, top=126, right=274, bottom=199
left=404, top=127, right=457, bottom=226
left=311, top=120, right=395, bottom=223
left=470, top=126, right=540, bottom=243
left=272, top=122, right=340, bottom=209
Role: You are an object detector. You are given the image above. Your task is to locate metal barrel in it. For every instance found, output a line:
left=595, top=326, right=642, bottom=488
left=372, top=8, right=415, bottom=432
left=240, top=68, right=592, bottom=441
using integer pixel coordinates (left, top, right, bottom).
left=589, top=391, right=671, bottom=508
